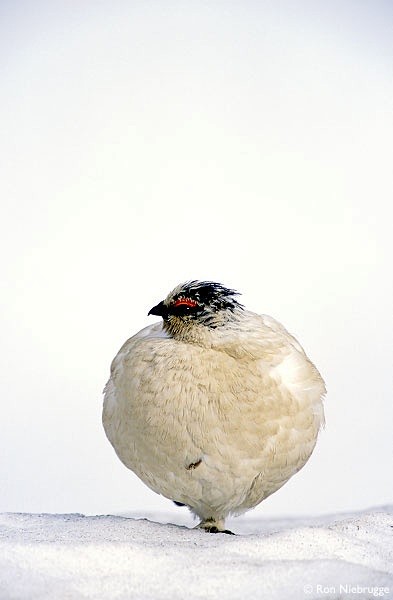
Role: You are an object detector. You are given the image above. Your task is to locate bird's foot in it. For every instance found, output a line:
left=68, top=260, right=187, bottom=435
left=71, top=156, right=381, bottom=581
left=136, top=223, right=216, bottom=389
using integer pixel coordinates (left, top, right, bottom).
left=197, top=518, right=235, bottom=535
left=203, top=525, right=235, bottom=535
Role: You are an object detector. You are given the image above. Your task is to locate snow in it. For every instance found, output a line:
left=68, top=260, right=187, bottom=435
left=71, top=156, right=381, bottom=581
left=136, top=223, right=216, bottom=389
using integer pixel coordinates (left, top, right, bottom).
left=0, top=507, right=392, bottom=600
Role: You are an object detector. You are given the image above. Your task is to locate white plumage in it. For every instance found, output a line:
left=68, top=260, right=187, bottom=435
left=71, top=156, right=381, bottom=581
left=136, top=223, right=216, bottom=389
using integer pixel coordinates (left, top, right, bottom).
left=103, top=281, right=325, bottom=533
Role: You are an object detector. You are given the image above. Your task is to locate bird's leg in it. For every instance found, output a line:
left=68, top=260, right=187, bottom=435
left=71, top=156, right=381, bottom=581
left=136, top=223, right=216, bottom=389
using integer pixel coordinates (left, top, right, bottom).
left=196, top=517, right=235, bottom=535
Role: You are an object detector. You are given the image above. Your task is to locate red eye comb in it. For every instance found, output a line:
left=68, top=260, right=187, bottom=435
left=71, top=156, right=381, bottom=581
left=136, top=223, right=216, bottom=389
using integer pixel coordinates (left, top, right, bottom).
left=173, top=297, right=198, bottom=308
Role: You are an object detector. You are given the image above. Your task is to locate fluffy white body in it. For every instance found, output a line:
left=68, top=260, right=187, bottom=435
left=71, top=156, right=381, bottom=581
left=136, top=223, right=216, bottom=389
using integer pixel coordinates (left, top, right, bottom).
left=103, top=282, right=325, bottom=533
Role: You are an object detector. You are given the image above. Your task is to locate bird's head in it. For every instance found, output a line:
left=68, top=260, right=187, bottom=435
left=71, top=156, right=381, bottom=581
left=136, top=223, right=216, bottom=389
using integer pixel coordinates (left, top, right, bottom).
left=148, top=280, right=243, bottom=338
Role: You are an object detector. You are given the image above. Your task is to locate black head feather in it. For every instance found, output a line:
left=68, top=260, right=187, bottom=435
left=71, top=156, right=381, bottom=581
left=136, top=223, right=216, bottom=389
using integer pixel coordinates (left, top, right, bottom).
left=172, top=281, right=242, bottom=312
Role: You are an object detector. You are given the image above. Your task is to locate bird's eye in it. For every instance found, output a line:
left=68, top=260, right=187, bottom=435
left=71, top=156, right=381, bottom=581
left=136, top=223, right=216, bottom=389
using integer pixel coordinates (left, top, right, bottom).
left=178, top=305, right=191, bottom=313
left=171, top=297, right=199, bottom=316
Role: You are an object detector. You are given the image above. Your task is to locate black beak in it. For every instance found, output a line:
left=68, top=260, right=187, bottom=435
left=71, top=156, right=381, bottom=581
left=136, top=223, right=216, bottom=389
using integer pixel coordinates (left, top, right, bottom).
left=148, top=301, right=168, bottom=318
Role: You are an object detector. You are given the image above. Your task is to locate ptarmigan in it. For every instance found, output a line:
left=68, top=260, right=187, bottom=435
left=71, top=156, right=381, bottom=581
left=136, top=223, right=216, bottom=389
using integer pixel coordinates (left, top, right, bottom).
left=103, top=281, right=325, bottom=534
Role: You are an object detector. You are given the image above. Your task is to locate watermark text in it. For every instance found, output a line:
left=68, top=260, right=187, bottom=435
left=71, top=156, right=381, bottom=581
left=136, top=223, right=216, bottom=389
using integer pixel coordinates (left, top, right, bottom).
left=304, top=584, right=390, bottom=597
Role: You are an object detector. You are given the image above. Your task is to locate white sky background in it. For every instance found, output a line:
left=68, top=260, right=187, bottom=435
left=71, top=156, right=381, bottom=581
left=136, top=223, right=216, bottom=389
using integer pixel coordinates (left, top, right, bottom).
left=1, top=1, right=392, bottom=518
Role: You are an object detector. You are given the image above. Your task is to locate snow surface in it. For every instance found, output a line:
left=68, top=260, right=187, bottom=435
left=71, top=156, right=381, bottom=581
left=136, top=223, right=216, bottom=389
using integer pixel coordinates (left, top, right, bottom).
left=0, top=507, right=392, bottom=600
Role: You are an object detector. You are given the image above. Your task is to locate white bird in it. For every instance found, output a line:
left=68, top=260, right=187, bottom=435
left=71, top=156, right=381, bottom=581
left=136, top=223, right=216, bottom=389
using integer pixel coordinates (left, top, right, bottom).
left=103, top=281, right=326, bottom=534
